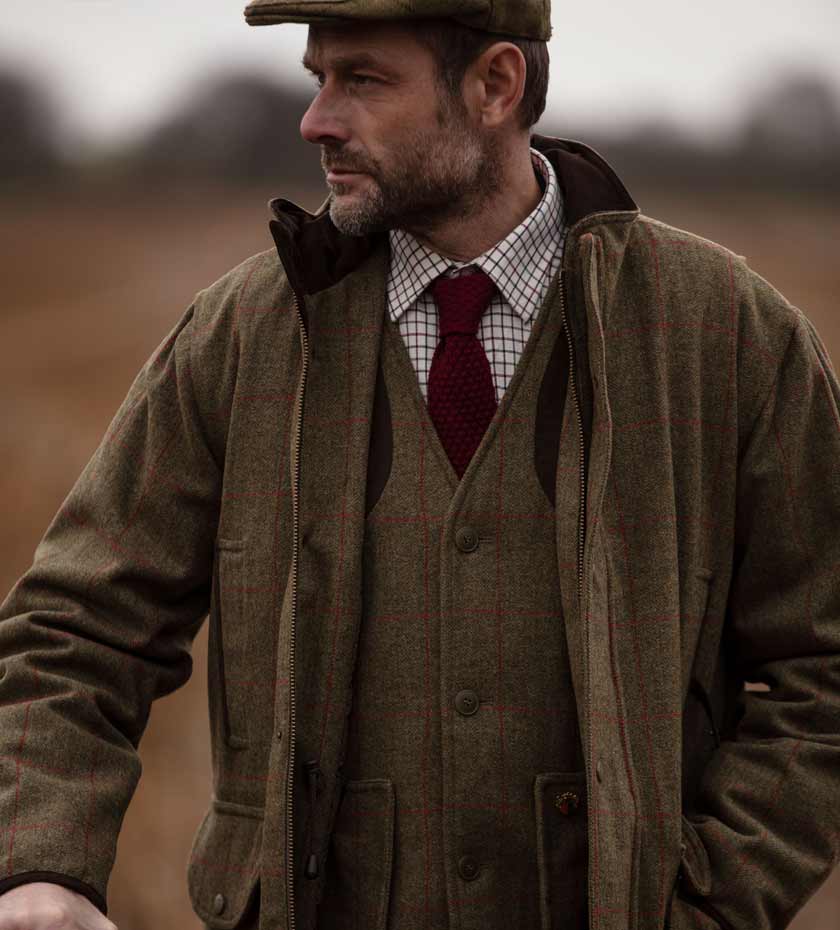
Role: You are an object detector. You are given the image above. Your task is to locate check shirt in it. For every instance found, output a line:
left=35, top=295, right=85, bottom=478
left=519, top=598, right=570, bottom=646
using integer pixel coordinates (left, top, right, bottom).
left=386, top=148, right=568, bottom=405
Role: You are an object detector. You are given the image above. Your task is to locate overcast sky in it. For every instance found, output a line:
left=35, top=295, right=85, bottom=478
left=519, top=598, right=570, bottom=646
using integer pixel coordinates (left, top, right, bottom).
left=3, top=0, right=840, bottom=146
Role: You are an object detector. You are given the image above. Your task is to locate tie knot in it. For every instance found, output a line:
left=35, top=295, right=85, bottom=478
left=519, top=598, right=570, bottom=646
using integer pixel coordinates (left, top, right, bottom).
left=430, top=268, right=497, bottom=339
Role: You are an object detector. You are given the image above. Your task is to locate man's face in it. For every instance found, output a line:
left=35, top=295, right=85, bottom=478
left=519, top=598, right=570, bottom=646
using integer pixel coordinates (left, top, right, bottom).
left=299, top=21, right=504, bottom=237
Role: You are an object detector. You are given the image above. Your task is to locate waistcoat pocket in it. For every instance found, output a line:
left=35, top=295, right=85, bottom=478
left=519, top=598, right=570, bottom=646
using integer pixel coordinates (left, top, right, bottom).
left=212, top=538, right=250, bottom=749
left=319, top=778, right=396, bottom=930
left=534, top=771, right=589, bottom=930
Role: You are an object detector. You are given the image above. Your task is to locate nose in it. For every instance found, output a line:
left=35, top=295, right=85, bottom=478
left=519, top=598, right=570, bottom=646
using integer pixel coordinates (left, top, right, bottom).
left=300, top=85, right=351, bottom=146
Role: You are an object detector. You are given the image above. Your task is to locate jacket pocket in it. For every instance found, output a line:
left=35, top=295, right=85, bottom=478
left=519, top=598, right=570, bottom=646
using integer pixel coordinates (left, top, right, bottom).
left=534, top=771, right=589, bottom=930
left=678, top=813, right=711, bottom=896
left=681, top=567, right=719, bottom=811
left=212, top=538, right=250, bottom=748
left=187, top=798, right=263, bottom=929
left=318, top=778, right=396, bottom=930
left=664, top=814, right=716, bottom=929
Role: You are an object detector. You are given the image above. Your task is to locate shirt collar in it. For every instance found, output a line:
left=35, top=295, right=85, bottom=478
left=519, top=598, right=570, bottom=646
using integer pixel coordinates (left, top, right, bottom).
left=387, top=147, right=564, bottom=324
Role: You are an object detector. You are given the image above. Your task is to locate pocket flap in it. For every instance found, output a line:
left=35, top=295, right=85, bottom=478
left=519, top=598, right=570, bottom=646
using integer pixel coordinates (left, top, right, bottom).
left=679, top=813, right=711, bottom=896
left=187, top=799, right=263, bottom=928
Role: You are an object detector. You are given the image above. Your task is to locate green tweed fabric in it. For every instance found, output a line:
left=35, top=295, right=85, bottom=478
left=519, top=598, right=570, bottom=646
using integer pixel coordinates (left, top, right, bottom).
left=1, top=136, right=839, bottom=930
left=243, top=0, right=552, bottom=41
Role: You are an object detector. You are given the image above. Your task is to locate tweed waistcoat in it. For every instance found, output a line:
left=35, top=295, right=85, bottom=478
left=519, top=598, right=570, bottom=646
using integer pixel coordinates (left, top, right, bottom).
left=317, top=268, right=589, bottom=930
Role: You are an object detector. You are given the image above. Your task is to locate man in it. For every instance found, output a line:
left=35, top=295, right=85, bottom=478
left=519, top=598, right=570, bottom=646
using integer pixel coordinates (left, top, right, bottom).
left=0, top=1, right=838, bottom=929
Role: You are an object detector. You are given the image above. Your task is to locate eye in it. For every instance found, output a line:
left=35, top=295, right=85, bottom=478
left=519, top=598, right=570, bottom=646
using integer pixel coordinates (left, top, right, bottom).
left=309, top=72, right=377, bottom=90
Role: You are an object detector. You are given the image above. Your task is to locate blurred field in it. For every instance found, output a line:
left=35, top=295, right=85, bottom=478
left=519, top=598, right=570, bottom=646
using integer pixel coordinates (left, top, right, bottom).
left=1, top=181, right=839, bottom=930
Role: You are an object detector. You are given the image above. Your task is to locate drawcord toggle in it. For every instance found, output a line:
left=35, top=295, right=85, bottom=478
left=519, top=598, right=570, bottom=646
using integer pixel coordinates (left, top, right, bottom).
left=303, top=758, right=322, bottom=879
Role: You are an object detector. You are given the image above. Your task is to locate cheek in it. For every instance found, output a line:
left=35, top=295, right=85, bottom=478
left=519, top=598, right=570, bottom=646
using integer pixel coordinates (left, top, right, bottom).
left=352, top=87, right=440, bottom=163
left=372, top=86, right=438, bottom=132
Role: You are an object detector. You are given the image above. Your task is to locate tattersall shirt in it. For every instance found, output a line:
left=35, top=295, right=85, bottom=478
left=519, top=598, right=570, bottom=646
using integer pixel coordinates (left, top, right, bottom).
left=387, top=148, right=567, bottom=405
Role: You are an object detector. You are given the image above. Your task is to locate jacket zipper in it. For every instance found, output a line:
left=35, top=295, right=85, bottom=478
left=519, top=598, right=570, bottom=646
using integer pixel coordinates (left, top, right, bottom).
left=287, top=290, right=310, bottom=930
left=559, top=267, right=594, bottom=915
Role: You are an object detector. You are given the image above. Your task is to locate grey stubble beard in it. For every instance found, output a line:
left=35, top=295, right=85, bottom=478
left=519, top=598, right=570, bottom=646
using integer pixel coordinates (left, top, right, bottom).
left=324, top=100, right=505, bottom=239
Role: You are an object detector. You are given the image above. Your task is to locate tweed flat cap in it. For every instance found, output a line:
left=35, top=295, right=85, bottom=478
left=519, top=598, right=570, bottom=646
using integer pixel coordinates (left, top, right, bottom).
left=243, top=0, right=552, bottom=41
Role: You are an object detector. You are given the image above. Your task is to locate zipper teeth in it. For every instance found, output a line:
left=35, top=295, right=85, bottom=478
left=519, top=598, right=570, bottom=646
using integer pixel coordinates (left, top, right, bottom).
left=288, top=292, right=309, bottom=930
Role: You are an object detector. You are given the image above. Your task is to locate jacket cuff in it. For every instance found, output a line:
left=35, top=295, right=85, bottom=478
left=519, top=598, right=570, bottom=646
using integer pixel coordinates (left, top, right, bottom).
left=0, top=872, right=107, bottom=916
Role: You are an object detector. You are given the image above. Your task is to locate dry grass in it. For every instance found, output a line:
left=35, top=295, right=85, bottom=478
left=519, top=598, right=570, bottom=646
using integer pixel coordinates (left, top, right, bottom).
left=0, top=183, right=838, bottom=929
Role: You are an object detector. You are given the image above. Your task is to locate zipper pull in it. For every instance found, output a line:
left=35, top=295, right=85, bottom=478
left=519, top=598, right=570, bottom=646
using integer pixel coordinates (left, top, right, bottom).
left=303, top=758, right=322, bottom=879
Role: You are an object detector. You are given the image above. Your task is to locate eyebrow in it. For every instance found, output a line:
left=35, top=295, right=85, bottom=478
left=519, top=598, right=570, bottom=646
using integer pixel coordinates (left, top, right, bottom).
left=300, top=51, right=400, bottom=79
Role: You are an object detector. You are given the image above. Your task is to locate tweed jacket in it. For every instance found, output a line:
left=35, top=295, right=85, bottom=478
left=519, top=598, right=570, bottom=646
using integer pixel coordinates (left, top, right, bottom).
left=0, top=134, right=838, bottom=930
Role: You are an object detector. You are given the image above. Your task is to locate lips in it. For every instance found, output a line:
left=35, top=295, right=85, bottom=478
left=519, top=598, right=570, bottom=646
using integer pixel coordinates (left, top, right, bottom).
left=326, top=169, right=367, bottom=185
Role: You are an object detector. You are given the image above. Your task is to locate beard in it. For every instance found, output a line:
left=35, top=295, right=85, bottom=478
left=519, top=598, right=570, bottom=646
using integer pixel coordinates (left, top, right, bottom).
left=322, top=97, right=505, bottom=238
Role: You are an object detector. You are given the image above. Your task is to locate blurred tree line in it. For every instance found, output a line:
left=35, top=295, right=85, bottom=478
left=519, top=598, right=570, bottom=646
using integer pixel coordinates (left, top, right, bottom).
left=1, top=64, right=839, bottom=194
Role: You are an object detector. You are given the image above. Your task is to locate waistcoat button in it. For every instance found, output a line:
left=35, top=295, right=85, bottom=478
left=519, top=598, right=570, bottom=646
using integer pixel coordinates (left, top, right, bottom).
left=554, top=790, right=581, bottom=815
left=596, top=759, right=604, bottom=782
left=455, top=526, right=479, bottom=552
left=213, top=893, right=226, bottom=915
left=455, top=689, right=480, bottom=716
left=458, top=855, right=480, bottom=880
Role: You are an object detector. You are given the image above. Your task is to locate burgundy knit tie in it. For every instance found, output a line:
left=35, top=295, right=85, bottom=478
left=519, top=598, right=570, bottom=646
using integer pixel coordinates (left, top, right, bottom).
left=427, top=268, right=499, bottom=479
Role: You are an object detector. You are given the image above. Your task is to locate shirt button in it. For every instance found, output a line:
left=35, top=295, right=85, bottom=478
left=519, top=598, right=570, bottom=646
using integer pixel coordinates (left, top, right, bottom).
left=455, top=526, right=479, bottom=552
left=458, top=855, right=480, bottom=881
left=213, top=893, right=226, bottom=915
left=454, top=689, right=480, bottom=716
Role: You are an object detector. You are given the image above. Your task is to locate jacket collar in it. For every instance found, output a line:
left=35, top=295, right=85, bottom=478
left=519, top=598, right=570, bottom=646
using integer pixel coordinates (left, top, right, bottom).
left=268, top=134, right=638, bottom=300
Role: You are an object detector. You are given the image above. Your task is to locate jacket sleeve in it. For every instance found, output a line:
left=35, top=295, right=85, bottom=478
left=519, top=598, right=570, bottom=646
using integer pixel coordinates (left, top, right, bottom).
left=677, top=309, right=840, bottom=929
left=0, top=298, right=223, bottom=915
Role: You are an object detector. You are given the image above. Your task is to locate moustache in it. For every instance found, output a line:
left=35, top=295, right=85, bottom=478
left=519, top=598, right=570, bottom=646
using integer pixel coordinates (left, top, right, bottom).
left=322, top=151, right=371, bottom=174
left=324, top=164, right=371, bottom=174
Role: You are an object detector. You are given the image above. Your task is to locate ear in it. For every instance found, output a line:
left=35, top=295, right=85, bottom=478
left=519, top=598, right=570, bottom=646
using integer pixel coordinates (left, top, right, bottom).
left=468, top=42, right=526, bottom=130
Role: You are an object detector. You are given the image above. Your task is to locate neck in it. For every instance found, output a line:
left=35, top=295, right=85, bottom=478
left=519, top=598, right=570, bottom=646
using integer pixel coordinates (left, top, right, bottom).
left=401, top=140, right=543, bottom=263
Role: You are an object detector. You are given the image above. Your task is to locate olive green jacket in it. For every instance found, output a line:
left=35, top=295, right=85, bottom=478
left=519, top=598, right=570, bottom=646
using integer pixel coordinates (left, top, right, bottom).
left=0, top=135, right=838, bottom=930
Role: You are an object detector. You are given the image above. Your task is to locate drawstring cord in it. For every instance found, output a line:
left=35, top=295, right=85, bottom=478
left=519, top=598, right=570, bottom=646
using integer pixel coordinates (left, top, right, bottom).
left=303, top=758, right=322, bottom=879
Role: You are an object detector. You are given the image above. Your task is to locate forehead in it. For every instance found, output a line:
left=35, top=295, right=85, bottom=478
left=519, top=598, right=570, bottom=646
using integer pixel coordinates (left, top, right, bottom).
left=302, top=21, right=431, bottom=72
